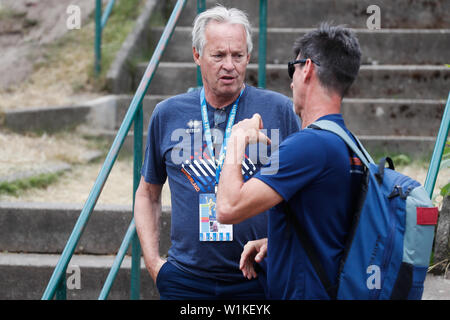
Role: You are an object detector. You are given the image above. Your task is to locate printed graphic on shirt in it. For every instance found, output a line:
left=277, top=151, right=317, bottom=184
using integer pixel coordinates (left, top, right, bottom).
left=179, top=143, right=258, bottom=193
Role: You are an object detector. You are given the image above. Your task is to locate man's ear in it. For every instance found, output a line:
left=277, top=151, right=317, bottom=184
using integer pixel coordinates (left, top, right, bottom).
left=302, top=58, right=315, bottom=82
left=193, top=47, right=201, bottom=66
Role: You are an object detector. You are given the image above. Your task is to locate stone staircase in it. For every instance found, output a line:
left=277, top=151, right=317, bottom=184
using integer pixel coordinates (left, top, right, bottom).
left=86, top=0, right=450, bottom=157
left=135, top=0, right=449, bottom=157
left=0, top=202, right=172, bottom=299
left=1, top=0, right=449, bottom=300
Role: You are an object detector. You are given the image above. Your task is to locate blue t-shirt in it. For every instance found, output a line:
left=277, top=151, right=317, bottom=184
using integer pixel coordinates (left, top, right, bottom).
left=254, top=114, right=364, bottom=299
left=141, top=85, right=300, bottom=281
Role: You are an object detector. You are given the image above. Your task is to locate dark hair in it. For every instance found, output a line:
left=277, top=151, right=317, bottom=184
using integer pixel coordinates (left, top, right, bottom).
left=293, top=23, right=361, bottom=97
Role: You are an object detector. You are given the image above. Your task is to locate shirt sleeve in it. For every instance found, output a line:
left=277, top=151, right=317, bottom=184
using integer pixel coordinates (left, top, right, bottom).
left=141, top=104, right=167, bottom=185
left=254, top=130, right=327, bottom=201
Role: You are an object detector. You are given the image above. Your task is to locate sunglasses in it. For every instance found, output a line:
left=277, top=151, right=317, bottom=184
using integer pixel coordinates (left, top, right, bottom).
left=214, top=109, right=227, bottom=128
left=212, top=109, right=227, bottom=147
left=288, top=58, right=320, bottom=79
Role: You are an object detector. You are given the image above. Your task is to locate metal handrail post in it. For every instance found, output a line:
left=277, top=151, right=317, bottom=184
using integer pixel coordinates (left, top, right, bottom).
left=101, top=0, right=117, bottom=29
left=424, top=92, right=450, bottom=198
left=258, top=0, right=267, bottom=88
left=42, top=0, right=187, bottom=299
left=130, top=233, right=142, bottom=299
left=98, top=219, right=137, bottom=300
left=130, top=102, right=143, bottom=300
left=196, top=0, right=206, bottom=87
left=95, top=0, right=116, bottom=75
left=55, top=274, right=66, bottom=300
left=94, top=0, right=187, bottom=299
left=95, top=0, right=102, bottom=75
left=98, top=89, right=143, bottom=302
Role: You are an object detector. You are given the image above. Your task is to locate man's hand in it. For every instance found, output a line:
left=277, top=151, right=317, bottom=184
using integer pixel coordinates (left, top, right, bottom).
left=239, top=238, right=268, bottom=279
left=231, top=113, right=271, bottom=147
left=148, top=257, right=167, bottom=283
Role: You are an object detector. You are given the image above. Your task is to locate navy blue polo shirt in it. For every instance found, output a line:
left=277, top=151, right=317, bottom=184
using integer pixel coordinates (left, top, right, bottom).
left=141, top=85, right=300, bottom=281
left=254, top=114, right=364, bottom=299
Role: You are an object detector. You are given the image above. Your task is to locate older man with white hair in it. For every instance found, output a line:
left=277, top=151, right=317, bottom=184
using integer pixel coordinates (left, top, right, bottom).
left=134, top=5, right=300, bottom=300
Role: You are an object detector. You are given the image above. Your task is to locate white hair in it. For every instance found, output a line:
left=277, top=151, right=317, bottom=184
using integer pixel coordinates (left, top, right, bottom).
left=192, top=5, right=253, bottom=56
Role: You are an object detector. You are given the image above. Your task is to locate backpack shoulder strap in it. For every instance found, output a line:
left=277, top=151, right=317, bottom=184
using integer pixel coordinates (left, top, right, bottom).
left=309, top=120, right=374, bottom=168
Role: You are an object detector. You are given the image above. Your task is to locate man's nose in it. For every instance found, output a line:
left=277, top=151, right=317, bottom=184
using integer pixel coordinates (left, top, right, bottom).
left=222, top=55, right=235, bottom=70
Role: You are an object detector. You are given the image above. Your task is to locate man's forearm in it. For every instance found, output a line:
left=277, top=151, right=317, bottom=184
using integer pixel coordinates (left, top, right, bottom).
left=217, top=114, right=282, bottom=224
left=135, top=194, right=162, bottom=261
left=216, top=134, right=247, bottom=222
left=134, top=181, right=164, bottom=278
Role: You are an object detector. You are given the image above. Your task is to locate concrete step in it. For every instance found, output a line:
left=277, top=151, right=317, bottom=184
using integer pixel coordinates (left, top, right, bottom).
left=7, top=94, right=439, bottom=157
left=108, top=96, right=446, bottom=158
left=114, top=96, right=446, bottom=138
left=358, top=135, right=436, bottom=158
left=114, top=94, right=166, bottom=130
left=0, top=252, right=157, bottom=300
left=1, top=252, right=447, bottom=299
left=341, top=98, right=446, bottom=137
left=4, top=94, right=445, bottom=139
left=0, top=202, right=171, bottom=255
left=138, top=62, right=450, bottom=100
left=153, top=27, right=450, bottom=65
left=176, top=0, right=450, bottom=29
left=3, top=104, right=92, bottom=133
left=1, top=95, right=166, bottom=133
left=85, top=131, right=438, bottom=159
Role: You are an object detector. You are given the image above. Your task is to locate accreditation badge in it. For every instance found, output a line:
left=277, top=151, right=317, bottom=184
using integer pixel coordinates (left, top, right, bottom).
left=199, top=193, right=233, bottom=241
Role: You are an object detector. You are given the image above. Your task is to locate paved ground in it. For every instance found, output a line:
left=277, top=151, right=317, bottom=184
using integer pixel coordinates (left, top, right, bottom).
left=422, top=274, right=450, bottom=300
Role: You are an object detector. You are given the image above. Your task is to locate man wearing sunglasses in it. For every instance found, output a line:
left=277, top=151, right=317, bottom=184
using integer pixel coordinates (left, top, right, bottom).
left=217, top=23, right=364, bottom=299
left=134, top=6, right=300, bottom=300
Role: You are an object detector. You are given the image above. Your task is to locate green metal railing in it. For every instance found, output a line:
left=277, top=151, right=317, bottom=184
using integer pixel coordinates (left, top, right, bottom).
left=196, top=0, right=206, bottom=87
left=43, top=0, right=270, bottom=301
left=42, top=0, right=448, bottom=299
left=95, top=0, right=117, bottom=75
left=424, top=91, right=450, bottom=198
left=42, top=0, right=187, bottom=300
left=258, top=0, right=267, bottom=88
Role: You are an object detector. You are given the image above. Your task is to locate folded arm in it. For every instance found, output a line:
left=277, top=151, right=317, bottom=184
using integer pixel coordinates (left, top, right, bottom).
left=216, top=114, right=283, bottom=224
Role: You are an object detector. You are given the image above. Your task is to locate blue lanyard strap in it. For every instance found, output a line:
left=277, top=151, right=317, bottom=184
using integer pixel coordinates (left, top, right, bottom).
left=200, top=87, right=244, bottom=185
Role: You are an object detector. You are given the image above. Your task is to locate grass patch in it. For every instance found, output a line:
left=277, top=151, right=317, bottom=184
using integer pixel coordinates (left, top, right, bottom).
left=51, top=0, right=146, bottom=91
left=0, top=0, right=146, bottom=109
left=93, top=0, right=146, bottom=83
left=0, top=6, right=27, bottom=20
left=0, top=172, right=62, bottom=196
left=439, top=139, right=450, bottom=197
left=370, top=151, right=431, bottom=169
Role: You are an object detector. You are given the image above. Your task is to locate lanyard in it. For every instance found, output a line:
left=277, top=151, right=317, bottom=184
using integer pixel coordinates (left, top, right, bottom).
left=200, top=87, right=244, bottom=186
